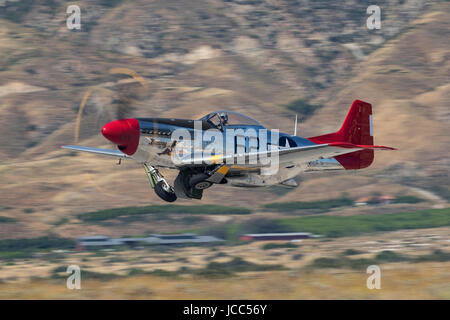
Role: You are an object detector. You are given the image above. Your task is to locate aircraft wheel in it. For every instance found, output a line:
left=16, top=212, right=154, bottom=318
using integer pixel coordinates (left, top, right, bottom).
left=189, top=173, right=213, bottom=190
left=154, top=181, right=177, bottom=202
left=174, top=170, right=203, bottom=199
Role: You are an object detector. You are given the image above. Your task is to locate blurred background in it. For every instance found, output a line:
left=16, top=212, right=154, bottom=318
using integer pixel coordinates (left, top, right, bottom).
left=0, top=0, right=448, bottom=299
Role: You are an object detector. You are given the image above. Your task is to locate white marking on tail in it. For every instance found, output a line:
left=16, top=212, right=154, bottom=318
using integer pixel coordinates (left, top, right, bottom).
left=369, top=115, right=373, bottom=136
left=294, top=114, right=298, bottom=136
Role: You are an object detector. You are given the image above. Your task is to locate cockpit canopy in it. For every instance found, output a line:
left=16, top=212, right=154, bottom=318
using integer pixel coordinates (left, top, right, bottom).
left=199, top=110, right=263, bottom=129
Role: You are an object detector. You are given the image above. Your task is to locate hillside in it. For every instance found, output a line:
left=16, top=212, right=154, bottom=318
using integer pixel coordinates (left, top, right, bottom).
left=0, top=0, right=449, bottom=239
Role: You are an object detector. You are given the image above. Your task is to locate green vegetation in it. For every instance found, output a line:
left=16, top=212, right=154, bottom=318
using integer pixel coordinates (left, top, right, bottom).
left=0, top=237, right=74, bottom=260
left=393, top=195, right=424, bottom=204
left=193, top=257, right=286, bottom=278
left=310, top=249, right=450, bottom=270
left=149, top=268, right=183, bottom=278
left=373, top=250, right=409, bottom=263
left=199, top=223, right=243, bottom=243
left=279, top=208, right=450, bottom=238
left=263, top=194, right=424, bottom=212
left=0, top=216, right=16, bottom=223
left=0, top=251, right=32, bottom=260
left=202, top=218, right=293, bottom=243
left=430, top=186, right=450, bottom=201
left=101, top=0, right=125, bottom=8
left=78, top=205, right=252, bottom=222
left=50, top=257, right=285, bottom=281
left=377, top=68, right=409, bottom=74
left=0, top=0, right=57, bottom=24
left=50, top=250, right=450, bottom=282
left=143, top=257, right=285, bottom=278
left=263, top=197, right=353, bottom=212
left=316, top=49, right=340, bottom=62
left=413, top=250, right=450, bottom=263
left=262, top=242, right=298, bottom=250
left=51, top=218, right=69, bottom=227
left=242, top=218, right=292, bottom=234
left=202, top=207, right=450, bottom=243
left=0, top=0, right=32, bottom=23
left=0, top=237, right=74, bottom=252
left=310, top=257, right=365, bottom=270
left=310, top=251, right=410, bottom=270
left=309, top=255, right=398, bottom=270
left=329, top=33, right=357, bottom=43
left=81, top=270, right=123, bottom=281
left=342, top=249, right=363, bottom=256
left=284, top=98, right=322, bottom=120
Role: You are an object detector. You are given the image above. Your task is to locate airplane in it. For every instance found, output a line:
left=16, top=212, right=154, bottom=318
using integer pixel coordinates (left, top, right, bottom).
left=61, top=99, right=395, bottom=202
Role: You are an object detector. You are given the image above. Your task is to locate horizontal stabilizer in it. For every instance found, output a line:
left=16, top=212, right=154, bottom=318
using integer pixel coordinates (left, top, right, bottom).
left=327, top=142, right=396, bottom=150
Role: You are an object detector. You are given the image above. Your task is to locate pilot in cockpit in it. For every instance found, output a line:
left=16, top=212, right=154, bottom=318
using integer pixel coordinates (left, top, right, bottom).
left=219, top=112, right=228, bottom=126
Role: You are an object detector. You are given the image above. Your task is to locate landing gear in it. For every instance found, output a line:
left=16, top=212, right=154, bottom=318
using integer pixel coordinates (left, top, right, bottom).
left=189, top=173, right=213, bottom=190
left=143, top=164, right=177, bottom=202
left=143, top=164, right=229, bottom=201
left=154, top=181, right=177, bottom=202
left=174, top=165, right=229, bottom=199
left=174, top=169, right=204, bottom=200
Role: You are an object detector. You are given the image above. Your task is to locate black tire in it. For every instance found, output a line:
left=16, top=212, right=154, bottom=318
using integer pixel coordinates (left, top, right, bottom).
left=174, top=170, right=203, bottom=199
left=189, top=173, right=212, bottom=190
left=154, top=181, right=177, bottom=202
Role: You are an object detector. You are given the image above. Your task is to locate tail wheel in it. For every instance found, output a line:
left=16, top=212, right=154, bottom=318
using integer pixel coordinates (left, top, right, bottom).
left=154, top=181, right=177, bottom=202
left=189, top=173, right=213, bottom=190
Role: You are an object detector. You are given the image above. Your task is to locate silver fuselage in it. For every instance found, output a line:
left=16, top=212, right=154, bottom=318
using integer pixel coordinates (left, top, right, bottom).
left=131, top=119, right=345, bottom=187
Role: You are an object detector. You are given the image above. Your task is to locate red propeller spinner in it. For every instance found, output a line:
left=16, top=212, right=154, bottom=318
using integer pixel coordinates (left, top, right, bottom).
left=101, top=119, right=140, bottom=155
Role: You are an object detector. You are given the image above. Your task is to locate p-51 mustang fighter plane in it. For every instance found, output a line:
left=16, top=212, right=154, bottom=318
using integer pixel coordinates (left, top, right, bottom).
left=61, top=100, right=395, bottom=202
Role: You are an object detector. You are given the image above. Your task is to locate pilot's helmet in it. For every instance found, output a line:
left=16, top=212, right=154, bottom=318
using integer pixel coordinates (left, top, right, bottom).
left=219, top=112, right=228, bottom=124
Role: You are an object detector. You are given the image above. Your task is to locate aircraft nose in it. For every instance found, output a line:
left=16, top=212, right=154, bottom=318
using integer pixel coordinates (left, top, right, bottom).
left=102, top=120, right=125, bottom=145
left=101, top=119, right=140, bottom=155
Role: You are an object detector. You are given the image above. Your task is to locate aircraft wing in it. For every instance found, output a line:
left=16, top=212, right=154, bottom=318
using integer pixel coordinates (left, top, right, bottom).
left=179, top=142, right=394, bottom=167
left=60, top=145, right=130, bottom=158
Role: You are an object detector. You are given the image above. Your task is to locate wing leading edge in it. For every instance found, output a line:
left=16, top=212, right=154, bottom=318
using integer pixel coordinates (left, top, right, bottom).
left=179, top=142, right=394, bottom=167
left=60, top=145, right=130, bottom=158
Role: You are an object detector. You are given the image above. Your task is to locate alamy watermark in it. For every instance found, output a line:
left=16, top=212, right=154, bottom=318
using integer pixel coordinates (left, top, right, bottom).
left=366, top=265, right=381, bottom=289
left=366, top=5, right=381, bottom=30
left=169, top=121, right=280, bottom=174
left=66, top=265, right=81, bottom=289
left=66, top=5, right=81, bottom=30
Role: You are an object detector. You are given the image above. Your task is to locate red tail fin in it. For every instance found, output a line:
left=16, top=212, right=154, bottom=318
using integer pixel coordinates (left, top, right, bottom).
left=308, top=100, right=375, bottom=169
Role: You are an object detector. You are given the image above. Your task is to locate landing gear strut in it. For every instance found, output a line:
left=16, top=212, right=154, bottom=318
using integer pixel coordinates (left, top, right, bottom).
left=143, top=164, right=177, bottom=202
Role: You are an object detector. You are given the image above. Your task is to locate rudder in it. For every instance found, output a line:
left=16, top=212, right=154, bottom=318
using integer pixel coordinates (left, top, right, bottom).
left=308, top=100, right=375, bottom=169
